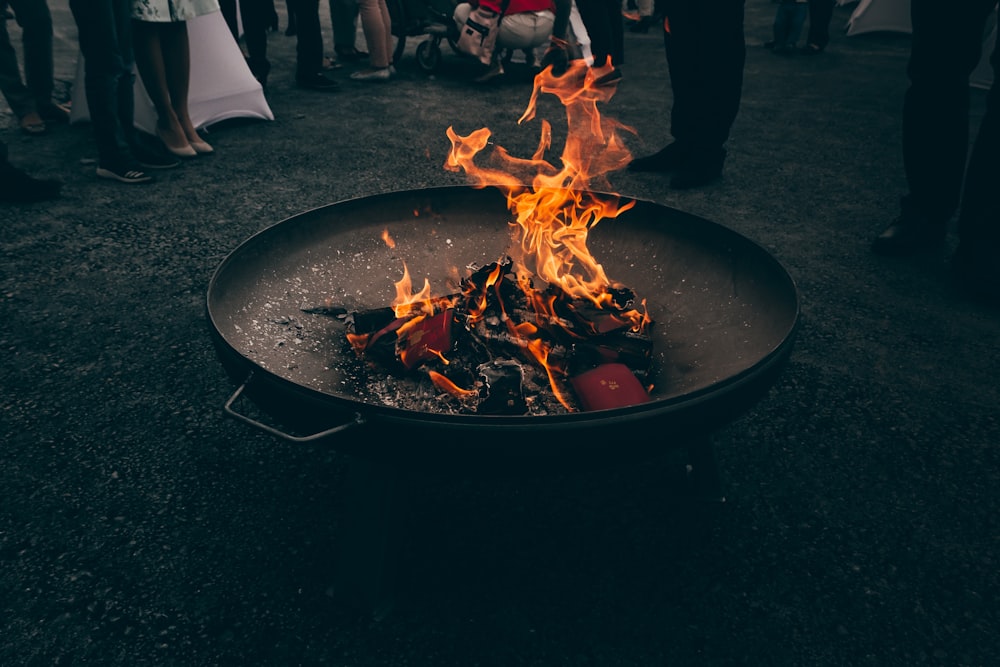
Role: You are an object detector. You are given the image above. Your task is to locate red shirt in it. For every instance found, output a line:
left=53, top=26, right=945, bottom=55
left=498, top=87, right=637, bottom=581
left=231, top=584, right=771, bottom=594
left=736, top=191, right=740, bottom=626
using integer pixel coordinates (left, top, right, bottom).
left=477, top=0, right=554, bottom=15
left=505, top=0, right=555, bottom=14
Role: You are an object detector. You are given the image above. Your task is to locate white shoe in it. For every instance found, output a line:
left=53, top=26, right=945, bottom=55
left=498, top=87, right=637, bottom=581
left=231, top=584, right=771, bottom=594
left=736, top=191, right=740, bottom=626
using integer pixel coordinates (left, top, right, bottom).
left=350, top=67, right=391, bottom=81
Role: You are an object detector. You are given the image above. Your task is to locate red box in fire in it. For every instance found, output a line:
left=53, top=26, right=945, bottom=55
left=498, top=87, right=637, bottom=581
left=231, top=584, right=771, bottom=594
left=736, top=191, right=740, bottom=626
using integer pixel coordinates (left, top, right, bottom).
left=397, top=309, right=454, bottom=370
left=570, top=363, right=651, bottom=411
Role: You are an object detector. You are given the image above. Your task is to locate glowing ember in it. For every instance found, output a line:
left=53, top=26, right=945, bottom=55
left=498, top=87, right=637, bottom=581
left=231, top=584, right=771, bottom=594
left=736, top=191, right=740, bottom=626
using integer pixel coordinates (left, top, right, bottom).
left=342, top=61, right=656, bottom=414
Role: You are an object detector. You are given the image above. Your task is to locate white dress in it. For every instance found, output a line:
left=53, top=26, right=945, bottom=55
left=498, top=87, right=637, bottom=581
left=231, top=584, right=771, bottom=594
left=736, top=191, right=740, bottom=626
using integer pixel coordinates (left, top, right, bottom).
left=132, top=0, right=221, bottom=22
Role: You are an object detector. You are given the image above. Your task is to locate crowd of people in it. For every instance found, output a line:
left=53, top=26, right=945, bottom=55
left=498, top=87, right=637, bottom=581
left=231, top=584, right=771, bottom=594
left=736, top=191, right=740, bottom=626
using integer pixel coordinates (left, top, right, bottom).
left=1, top=1, right=997, bottom=302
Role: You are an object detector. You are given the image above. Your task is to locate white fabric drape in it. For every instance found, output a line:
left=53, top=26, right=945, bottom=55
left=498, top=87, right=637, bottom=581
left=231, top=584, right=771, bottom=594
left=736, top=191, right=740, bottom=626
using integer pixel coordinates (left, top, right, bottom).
left=69, top=9, right=273, bottom=133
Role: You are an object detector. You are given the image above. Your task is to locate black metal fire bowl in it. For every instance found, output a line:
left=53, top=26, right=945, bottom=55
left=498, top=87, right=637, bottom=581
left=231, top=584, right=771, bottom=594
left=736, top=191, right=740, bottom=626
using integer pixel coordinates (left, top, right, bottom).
left=207, top=186, right=800, bottom=468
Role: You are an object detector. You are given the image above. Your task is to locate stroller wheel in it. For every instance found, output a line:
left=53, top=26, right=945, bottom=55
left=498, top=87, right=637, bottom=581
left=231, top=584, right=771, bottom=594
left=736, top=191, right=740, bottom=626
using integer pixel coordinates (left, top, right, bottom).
left=416, top=38, right=442, bottom=73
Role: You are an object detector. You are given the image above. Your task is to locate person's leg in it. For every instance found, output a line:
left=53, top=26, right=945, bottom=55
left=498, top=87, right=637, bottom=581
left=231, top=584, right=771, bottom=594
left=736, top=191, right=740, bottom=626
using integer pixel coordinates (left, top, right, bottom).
left=0, top=1, right=35, bottom=120
left=632, top=0, right=745, bottom=186
left=285, top=0, right=297, bottom=34
left=574, top=0, right=613, bottom=68
left=290, top=0, right=339, bottom=88
left=70, top=0, right=126, bottom=165
left=668, top=0, right=744, bottom=152
left=331, top=0, right=364, bottom=57
left=786, top=3, right=807, bottom=49
left=356, top=0, right=391, bottom=68
left=804, top=0, right=834, bottom=51
left=132, top=19, right=193, bottom=155
left=240, top=0, right=271, bottom=84
left=903, top=1, right=993, bottom=223
left=956, top=10, right=1000, bottom=253
left=219, top=0, right=239, bottom=40
left=70, top=0, right=154, bottom=180
left=772, top=4, right=788, bottom=49
left=157, top=20, right=207, bottom=150
left=873, top=0, right=996, bottom=255
left=9, top=0, right=56, bottom=115
left=497, top=11, right=554, bottom=52
left=289, top=0, right=323, bottom=79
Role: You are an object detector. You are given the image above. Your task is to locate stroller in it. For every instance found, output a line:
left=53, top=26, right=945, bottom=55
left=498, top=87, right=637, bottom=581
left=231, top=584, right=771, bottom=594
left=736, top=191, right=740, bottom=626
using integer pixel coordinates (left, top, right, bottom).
left=387, top=0, right=463, bottom=73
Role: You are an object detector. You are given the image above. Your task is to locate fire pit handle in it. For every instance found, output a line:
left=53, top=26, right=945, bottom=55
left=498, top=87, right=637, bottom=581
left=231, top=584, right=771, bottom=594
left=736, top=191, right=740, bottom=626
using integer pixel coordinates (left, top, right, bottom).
left=223, top=377, right=365, bottom=443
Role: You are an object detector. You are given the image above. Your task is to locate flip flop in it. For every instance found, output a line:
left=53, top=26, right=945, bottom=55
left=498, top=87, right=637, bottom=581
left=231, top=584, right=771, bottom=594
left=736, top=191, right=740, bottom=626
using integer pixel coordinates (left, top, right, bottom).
left=19, top=112, right=46, bottom=136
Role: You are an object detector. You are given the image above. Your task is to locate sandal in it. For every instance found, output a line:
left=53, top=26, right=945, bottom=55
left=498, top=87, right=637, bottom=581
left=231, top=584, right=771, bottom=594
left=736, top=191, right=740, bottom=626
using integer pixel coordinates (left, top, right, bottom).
left=19, top=111, right=46, bottom=136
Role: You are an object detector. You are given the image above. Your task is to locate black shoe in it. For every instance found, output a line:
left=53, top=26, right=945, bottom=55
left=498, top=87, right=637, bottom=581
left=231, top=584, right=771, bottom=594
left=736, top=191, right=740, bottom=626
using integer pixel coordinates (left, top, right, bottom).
left=96, top=161, right=152, bottom=184
left=132, top=138, right=181, bottom=170
left=871, top=216, right=946, bottom=256
left=800, top=43, right=823, bottom=55
left=628, top=143, right=684, bottom=173
left=950, top=244, right=999, bottom=304
left=297, top=71, right=340, bottom=91
left=0, top=164, right=61, bottom=203
left=335, top=46, right=369, bottom=62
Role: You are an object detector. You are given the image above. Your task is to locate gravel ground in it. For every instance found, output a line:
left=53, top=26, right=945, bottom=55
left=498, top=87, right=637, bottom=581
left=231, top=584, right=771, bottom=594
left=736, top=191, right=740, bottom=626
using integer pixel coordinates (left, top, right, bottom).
left=2, top=2, right=998, bottom=666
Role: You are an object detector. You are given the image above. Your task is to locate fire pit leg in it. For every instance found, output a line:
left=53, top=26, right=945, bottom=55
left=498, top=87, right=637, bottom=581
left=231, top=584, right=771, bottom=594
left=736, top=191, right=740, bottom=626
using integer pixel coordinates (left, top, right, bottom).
left=333, top=456, right=404, bottom=619
left=684, top=437, right=726, bottom=503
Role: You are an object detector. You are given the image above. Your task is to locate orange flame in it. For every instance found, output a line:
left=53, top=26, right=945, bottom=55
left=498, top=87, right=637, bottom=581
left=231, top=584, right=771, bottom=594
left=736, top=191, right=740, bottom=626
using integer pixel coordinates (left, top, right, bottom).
left=445, top=60, right=640, bottom=308
left=360, top=63, right=650, bottom=412
left=441, top=61, right=649, bottom=408
left=428, top=370, right=479, bottom=399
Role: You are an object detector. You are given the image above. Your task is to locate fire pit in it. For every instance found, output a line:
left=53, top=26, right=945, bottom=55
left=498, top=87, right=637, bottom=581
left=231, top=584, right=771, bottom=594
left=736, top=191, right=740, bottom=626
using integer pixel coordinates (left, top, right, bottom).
left=206, top=63, right=799, bottom=615
left=207, top=185, right=799, bottom=466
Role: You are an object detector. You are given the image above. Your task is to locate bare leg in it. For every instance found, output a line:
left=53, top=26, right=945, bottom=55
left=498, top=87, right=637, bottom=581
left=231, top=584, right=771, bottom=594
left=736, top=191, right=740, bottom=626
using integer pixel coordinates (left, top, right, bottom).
left=158, top=21, right=202, bottom=146
left=132, top=19, right=193, bottom=155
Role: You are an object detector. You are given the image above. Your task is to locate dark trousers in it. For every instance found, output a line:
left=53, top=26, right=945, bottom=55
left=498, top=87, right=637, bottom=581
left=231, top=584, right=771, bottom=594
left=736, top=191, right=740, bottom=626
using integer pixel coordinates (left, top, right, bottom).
left=660, top=0, right=746, bottom=155
left=219, top=0, right=272, bottom=66
left=905, top=0, right=998, bottom=244
left=287, top=0, right=325, bottom=79
left=68, top=0, right=137, bottom=167
left=574, top=0, right=624, bottom=67
left=772, top=1, right=806, bottom=50
left=0, top=0, right=55, bottom=118
left=805, top=0, right=835, bottom=51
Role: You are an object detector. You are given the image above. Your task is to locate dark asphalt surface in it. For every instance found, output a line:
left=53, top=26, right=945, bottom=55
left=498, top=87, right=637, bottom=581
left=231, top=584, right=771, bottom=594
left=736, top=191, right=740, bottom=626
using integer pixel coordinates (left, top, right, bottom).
left=3, top=2, right=999, bottom=665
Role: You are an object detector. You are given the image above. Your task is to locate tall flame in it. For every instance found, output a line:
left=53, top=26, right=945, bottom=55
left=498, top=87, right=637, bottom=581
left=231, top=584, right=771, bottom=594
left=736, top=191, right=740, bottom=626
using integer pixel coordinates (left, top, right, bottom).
left=445, top=60, right=637, bottom=303
left=365, top=62, right=650, bottom=412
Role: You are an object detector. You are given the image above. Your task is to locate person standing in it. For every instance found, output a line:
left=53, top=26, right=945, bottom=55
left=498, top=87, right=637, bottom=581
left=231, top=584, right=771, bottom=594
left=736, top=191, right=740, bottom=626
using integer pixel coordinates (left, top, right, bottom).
left=627, top=0, right=746, bottom=189
left=287, top=0, right=340, bottom=89
left=0, top=0, right=68, bottom=135
left=330, top=0, right=367, bottom=63
left=350, top=0, right=392, bottom=80
left=69, top=0, right=179, bottom=184
left=574, top=0, right=623, bottom=77
left=871, top=0, right=998, bottom=302
left=801, top=0, right=835, bottom=55
left=768, top=0, right=807, bottom=55
left=219, top=0, right=273, bottom=86
left=131, top=0, right=221, bottom=158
